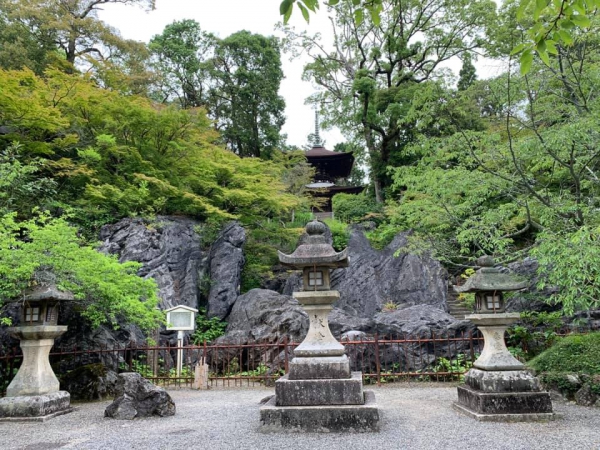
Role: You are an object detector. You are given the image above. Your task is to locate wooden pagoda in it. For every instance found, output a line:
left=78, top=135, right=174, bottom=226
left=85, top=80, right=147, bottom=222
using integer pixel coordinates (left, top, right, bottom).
left=305, top=115, right=363, bottom=215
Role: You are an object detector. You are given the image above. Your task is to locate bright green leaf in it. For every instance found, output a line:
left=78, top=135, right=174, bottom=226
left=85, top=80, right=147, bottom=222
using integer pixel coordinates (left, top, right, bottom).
left=520, top=49, right=534, bottom=74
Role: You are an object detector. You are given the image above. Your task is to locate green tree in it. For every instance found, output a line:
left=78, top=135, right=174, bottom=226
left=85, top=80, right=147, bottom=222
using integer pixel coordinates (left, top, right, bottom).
left=149, top=19, right=215, bottom=108
left=458, top=52, right=477, bottom=91
left=211, top=31, right=286, bottom=158
left=0, top=213, right=162, bottom=330
left=149, top=25, right=286, bottom=159
left=0, top=0, right=153, bottom=69
left=0, top=11, right=58, bottom=74
left=283, top=0, right=496, bottom=202
left=0, top=68, right=302, bottom=231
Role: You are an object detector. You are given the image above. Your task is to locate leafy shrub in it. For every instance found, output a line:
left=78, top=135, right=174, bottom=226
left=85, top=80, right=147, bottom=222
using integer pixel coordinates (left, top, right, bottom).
left=323, top=219, right=349, bottom=251
left=365, top=223, right=402, bottom=250
left=0, top=212, right=162, bottom=331
left=240, top=221, right=302, bottom=292
left=332, top=193, right=382, bottom=223
left=506, top=311, right=564, bottom=360
left=191, top=308, right=227, bottom=344
left=528, top=332, right=600, bottom=374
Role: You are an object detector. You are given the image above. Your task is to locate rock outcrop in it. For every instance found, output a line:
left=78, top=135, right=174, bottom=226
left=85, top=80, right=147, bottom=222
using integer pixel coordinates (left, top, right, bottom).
left=206, top=222, right=246, bottom=319
left=104, top=373, right=175, bottom=419
left=99, top=216, right=206, bottom=310
left=284, top=227, right=448, bottom=317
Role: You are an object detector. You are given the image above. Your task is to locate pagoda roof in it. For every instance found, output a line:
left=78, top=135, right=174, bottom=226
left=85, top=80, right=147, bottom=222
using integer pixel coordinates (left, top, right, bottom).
left=308, top=185, right=365, bottom=198
left=305, top=145, right=354, bottom=179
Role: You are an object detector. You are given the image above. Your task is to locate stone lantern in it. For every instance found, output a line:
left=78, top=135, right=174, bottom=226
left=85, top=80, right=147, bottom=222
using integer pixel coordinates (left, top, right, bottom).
left=260, top=220, right=379, bottom=432
left=453, top=256, right=554, bottom=421
left=0, top=284, right=74, bottom=421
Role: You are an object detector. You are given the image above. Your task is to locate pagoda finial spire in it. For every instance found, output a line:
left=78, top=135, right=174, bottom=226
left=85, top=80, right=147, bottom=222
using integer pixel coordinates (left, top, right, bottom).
left=314, top=110, right=321, bottom=146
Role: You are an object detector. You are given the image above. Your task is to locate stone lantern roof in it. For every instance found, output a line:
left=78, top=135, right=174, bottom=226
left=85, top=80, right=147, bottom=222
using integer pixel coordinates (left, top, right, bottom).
left=278, top=220, right=348, bottom=268
left=454, top=256, right=527, bottom=293
left=4, top=283, right=75, bottom=304
left=22, top=284, right=75, bottom=302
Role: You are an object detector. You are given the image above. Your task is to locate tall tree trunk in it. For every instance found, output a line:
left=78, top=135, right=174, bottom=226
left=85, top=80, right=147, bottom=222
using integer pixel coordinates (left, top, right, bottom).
left=363, top=123, right=383, bottom=203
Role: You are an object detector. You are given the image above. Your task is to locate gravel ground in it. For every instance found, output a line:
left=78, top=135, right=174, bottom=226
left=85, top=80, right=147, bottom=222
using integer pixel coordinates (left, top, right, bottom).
left=2, top=384, right=599, bottom=450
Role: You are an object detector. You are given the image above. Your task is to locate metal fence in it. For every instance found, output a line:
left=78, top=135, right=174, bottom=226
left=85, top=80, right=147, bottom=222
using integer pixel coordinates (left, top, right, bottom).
left=1, top=331, right=486, bottom=395
left=1, top=326, right=596, bottom=396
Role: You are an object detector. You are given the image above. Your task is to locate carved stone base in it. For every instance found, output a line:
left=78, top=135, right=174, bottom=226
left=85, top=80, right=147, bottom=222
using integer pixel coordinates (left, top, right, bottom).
left=464, top=368, right=542, bottom=393
left=260, top=390, right=380, bottom=432
left=456, top=385, right=553, bottom=417
left=275, top=372, right=364, bottom=406
left=288, top=355, right=350, bottom=380
left=0, top=391, right=73, bottom=422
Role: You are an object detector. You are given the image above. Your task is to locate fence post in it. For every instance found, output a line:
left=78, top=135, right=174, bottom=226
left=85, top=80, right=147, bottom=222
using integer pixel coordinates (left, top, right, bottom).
left=374, top=332, right=381, bottom=386
left=283, top=336, right=289, bottom=374
left=469, top=331, right=475, bottom=363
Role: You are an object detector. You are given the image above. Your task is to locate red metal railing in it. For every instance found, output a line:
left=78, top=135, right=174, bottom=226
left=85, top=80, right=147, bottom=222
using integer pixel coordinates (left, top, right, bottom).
left=1, top=326, right=596, bottom=396
left=1, top=331, right=486, bottom=395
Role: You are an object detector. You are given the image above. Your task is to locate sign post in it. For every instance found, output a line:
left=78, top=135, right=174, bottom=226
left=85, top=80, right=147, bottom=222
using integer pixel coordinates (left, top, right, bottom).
left=165, top=305, right=198, bottom=378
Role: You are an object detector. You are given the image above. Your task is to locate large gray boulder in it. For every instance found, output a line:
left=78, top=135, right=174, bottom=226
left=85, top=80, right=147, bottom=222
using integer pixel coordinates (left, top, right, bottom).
left=221, top=289, right=308, bottom=343
left=207, top=222, right=246, bottom=319
left=104, top=373, right=175, bottom=419
left=98, top=216, right=246, bottom=320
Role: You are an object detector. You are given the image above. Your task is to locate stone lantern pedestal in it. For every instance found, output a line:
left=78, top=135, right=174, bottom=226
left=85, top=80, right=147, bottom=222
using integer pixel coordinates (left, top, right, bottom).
left=452, top=256, right=553, bottom=421
left=453, top=315, right=554, bottom=421
left=260, top=220, right=379, bottom=432
left=0, top=285, right=74, bottom=422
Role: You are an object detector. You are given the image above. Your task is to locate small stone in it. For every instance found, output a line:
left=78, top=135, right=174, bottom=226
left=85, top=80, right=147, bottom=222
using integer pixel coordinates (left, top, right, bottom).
left=566, top=374, right=581, bottom=386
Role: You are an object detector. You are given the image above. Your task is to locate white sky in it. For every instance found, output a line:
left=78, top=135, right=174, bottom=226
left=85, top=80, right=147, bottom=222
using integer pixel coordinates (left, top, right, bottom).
left=97, top=0, right=507, bottom=149
left=97, top=0, right=343, bottom=148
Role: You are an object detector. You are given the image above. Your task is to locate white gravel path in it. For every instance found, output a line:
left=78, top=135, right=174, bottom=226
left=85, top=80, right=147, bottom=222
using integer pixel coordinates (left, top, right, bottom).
left=1, top=384, right=599, bottom=450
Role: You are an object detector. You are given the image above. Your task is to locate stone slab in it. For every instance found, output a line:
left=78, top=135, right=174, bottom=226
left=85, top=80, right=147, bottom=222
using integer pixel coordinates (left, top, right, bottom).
left=0, top=391, right=72, bottom=421
left=456, top=385, right=553, bottom=415
left=276, top=372, right=364, bottom=406
left=288, top=356, right=350, bottom=380
left=260, top=390, right=380, bottom=432
left=465, top=369, right=542, bottom=393
left=453, top=402, right=555, bottom=422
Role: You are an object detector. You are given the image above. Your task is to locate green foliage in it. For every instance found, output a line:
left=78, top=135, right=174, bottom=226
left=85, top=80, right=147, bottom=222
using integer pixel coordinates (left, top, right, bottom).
left=364, top=222, right=403, bottom=250
left=432, top=354, right=475, bottom=381
left=528, top=332, right=600, bottom=374
left=0, top=212, right=162, bottom=331
left=284, top=0, right=496, bottom=199
left=513, top=0, right=599, bottom=73
left=0, top=68, right=301, bottom=233
left=240, top=220, right=303, bottom=293
left=532, top=227, right=600, bottom=314
left=191, top=308, right=227, bottom=344
left=332, top=193, right=382, bottom=223
left=0, top=142, right=57, bottom=216
left=323, top=219, right=349, bottom=251
left=151, top=23, right=285, bottom=158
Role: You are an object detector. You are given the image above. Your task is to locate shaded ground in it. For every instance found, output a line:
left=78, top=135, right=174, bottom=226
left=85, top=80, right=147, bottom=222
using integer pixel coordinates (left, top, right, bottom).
left=2, top=384, right=599, bottom=450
